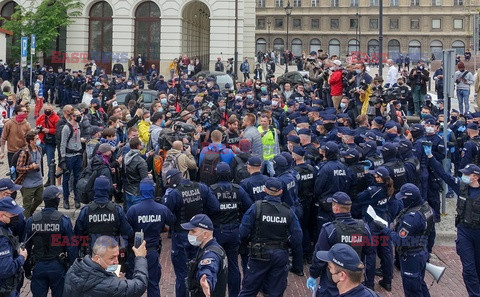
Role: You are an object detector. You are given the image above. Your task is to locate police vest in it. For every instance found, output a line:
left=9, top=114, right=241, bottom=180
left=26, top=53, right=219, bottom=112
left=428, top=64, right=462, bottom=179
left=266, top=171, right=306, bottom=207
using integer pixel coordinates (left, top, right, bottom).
left=404, top=157, right=420, bottom=186
left=383, top=160, right=407, bottom=193
left=46, top=74, right=56, bottom=85
left=188, top=243, right=227, bottom=297
left=175, top=182, right=203, bottom=231
left=31, top=211, right=65, bottom=261
left=469, top=137, right=480, bottom=166
left=457, top=182, right=480, bottom=229
left=252, top=200, right=291, bottom=249
left=332, top=219, right=368, bottom=258
left=86, top=201, right=119, bottom=238
left=210, top=183, right=242, bottom=226
left=348, top=163, right=368, bottom=200
left=294, top=164, right=315, bottom=204
left=366, top=155, right=384, bottom=168
left=0, top=227, right=22, bottom=294
left=394, top=201, right=434, bottom=253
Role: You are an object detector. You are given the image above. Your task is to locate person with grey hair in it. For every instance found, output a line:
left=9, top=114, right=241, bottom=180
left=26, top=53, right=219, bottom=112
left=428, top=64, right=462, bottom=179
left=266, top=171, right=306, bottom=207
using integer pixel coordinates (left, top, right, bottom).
left=63, top=235, right=148, bottom=297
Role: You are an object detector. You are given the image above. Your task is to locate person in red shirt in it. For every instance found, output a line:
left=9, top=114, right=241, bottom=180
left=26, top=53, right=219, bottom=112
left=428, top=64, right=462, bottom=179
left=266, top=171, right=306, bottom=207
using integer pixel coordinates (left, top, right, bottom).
left=35, top=103, right=60, bottom=186
left=329, top=60, right=344, bottom=109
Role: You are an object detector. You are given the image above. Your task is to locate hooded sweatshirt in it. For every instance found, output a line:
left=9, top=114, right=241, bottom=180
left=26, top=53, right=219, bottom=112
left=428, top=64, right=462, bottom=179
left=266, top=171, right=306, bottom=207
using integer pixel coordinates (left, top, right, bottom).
left=1, top=116, right=31, bottom=153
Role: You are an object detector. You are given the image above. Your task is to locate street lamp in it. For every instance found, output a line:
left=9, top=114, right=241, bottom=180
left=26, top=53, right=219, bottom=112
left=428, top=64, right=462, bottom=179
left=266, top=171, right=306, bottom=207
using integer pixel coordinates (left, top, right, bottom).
left=285, top=1, right=292, bottom=73
left=267, top=20, right=272, bottom=51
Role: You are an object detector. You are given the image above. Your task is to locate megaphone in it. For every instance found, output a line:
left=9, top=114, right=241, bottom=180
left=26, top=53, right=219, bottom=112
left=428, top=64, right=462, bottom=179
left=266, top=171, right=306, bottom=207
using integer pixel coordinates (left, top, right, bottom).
left=426, top=262, right=446, bottom=283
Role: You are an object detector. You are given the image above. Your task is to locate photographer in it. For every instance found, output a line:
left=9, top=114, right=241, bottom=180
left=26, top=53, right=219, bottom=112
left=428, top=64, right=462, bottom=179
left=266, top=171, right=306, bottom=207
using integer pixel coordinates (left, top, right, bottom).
left=328, top=60, right=344, bottom=109
left=408, top=61, right=429, bottom=116
left=35, top=103, right=60, bottom=186
left=351, top=62, right=373, bottom=115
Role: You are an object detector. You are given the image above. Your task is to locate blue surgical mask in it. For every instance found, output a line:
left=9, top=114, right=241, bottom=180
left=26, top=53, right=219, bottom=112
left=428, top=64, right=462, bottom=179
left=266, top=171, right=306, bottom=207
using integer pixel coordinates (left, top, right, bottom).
left=106, top=264, right=119, bottom=274
left=189, top=88, right=194, bottom=92
left=261, top=86, right=267, bottom=92
left=355, top=69, right=361, bottom=74
left=461, top=175, right=471, bottom=184
left=340, top=103, right=346, bottom=109
left=161, top=98, right=167, bottom=105
left=247, top=95, right=253, bottom=99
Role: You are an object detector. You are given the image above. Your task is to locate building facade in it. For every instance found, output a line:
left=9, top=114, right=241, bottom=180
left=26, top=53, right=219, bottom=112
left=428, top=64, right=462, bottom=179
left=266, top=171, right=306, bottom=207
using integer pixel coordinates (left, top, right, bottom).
left=255, top=0, right=480, bottom=63
left=0, top=0, right=256, bottom=74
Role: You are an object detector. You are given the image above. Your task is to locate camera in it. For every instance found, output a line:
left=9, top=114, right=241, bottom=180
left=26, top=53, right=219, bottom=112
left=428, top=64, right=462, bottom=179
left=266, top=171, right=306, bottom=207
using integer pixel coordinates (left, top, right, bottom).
left=36, top=125, right=43, bottom=132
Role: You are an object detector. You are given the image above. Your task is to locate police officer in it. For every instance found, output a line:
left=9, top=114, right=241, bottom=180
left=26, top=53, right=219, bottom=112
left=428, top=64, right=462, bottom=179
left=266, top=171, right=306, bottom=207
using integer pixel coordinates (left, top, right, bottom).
left=292, top=146, right=317, bottom=263
left=381, top=142, right=408, bottom=194
left=361, top=140, right=384, bottom=169
left=238, top=177, right=302, bottom=297
left=71, top=71, right=82, bottom=105
left=45, top=67, right=57, bottom=104
left=240, top=156, right=269, bottom=202
left=126, top=178, right=175, bottom=297
left=63, top=69, right=73, bottom=106
left=398, top=139, right=421, bottom=186
left=341, top=148, right=368, bottom=218
left=0, top=197, right=27, bottom=297
left=209, top=162, right=252, bottom=297
left=57, top=67, right=66, bottom=106
left=182, top=214, right=228, bottom=297
left=410, top=124, right=430, bottom=201
left=0, top=179, right=25, bottom=240
left=74, top=176, right=133, bottom=258
left=426, top=148, right=480, bottom=297
left=314, top=141, right=352, bottom=231
left=315, top=243, right=380, bottom=297
left=459, top=122, right=480, bottom=170
left=162, top=168, right=220, bottom=297
left=273, top=155, right=302, bottom=215
left=12, top=62, right=20, bottom=94
left=374, top=183, right=434, bottom=297
left=23, top=186, right=77, bottom=297
left=307, top=192, right=375, bottom=296
left=370, top=116, right=386, bottom=146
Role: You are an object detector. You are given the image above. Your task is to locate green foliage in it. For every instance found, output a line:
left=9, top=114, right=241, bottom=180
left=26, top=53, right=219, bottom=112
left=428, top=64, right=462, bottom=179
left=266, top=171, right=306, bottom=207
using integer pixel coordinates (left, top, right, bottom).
left=0, top=0, right=83, bottom=61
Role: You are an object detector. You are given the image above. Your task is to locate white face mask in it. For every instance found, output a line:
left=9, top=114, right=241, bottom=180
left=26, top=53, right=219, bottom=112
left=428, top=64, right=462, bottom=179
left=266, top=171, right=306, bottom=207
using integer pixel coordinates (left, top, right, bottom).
left=116, top=123, right=120, bottom=129
left=145, top=118, right=151, bottom=123
left=188, top=233, right=203, bottom=246
left=35, top=140, right=41, bottom=146
left=425, top=126, right=435, bottom=134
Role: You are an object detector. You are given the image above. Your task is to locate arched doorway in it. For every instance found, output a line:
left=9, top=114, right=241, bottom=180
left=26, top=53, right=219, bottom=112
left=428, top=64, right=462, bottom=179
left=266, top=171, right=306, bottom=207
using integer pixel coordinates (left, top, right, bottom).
left=135, top=1, right=160, bottom=70
left=452, top=40, right=465, bottom=55
left=430, top=40, right=443, bottom=60
left=291, top=38, right=302, bottom=57
left=387, top=39, right=400, bottom=61
left=273, top=38, right=284, bottom=63
left=182, top=1, right=210, bottom=68
left=348, top=39, right=359, bottom=55
left=309, top=38, right=321, bottom=53
left=328, top=39, right=340, bottom=57
left=89, top=1, right=113, bottom=73
left=367, top=39, right=379, bottom=62
left=408, top=40, right=421, bottom=63
left=1, top=1, right=17, bottom=64
left=256, top=38, right=267, bottom=55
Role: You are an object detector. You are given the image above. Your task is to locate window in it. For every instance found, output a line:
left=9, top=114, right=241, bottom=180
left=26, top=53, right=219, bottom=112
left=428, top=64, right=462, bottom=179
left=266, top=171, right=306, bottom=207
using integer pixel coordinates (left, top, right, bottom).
left=293, top=0, right=301, bottom=7
left=257, top=19, right=266, bottom=29
left=388, top=39, right=401, bottom=60
left=452, top=40, right=465, bottom=55
left=370, top=19, right=378, bottom=29
left=273, top=38, right=285, bottom=56
left=275, top=0, right=284, bottom=7
left=328, top=39, right=340, bottom=57
left=310, top=39, right=321, bottom=52
left=311, top=0, right=318, bottom=6
left=408, top=40, right=421, bottom=62
left=331, top=0, right=339, bottom=6
left=432, top=19, right=441, bottom=29
left=330, top=19, right=339, bottom=29
left=411, top=0, right=419, bottom=5
left=135, top=1, right=161, bottom=69
left=1, top=1, right=18, bottom=63
left=311, top=19, right=320, bottom=29
left=390, top=18, right=399, bottom=29
left=454, top=0, right=463, bottom=5
left=275, top=18, right=283, bottom=28
left=350, top=19, right=358, bottom=29
left=348, top=39, right=360, bottom=54
left=390, top=0, right=398, bottom=6
left=89, top=1, right=113, bottom=72
left=293, top=18, right=302, bottom=29
left=257, top=0, right=265, bottom=7
left=368, top=39, right=380, bottom=59
left=292, top=39, right=302, bottom=56
left=256, top=38, right=267, bottom=54
left=430, top=40, right=443, bottom=60
left=370, top=0, right=379, bottom=6
left=350, top=0, right=358, bottom=7
left=431, top=0, right=442, bottom=5
left=410, top=19, right=420, bottom=29
left=454, top=19, right=463, bottom=29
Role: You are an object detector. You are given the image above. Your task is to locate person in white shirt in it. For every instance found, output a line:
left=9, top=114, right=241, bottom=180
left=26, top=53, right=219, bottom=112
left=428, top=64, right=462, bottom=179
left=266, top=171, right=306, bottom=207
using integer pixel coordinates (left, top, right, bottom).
left=82, top=85, right=94, bottom=105
left=385, top=59, right=398, bottom=88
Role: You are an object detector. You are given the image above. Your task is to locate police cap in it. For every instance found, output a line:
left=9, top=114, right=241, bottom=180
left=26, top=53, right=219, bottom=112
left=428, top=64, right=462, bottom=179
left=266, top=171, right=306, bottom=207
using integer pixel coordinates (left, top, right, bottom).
left=316, top=243, right=363, bottom=271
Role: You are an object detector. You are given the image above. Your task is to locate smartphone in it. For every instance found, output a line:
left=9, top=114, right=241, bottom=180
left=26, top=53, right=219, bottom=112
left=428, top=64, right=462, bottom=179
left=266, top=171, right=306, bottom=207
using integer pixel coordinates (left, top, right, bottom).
left=134, top=230, right=144, bottom=248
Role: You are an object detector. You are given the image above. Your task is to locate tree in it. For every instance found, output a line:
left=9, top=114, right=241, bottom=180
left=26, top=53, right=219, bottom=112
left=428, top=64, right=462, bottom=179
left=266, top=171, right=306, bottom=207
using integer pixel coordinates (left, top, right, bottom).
left=0, top=0, right=83, bottom=61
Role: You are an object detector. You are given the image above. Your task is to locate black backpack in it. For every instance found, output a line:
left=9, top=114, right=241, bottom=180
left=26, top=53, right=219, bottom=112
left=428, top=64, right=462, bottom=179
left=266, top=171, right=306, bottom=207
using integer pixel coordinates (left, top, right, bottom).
left=199, top=146, right=224, bottom=186
left=10, top=149, right=28, bottom=181
left=233, top=155, right=250, bottom=184
left=76, top=166, right=100, bottom=204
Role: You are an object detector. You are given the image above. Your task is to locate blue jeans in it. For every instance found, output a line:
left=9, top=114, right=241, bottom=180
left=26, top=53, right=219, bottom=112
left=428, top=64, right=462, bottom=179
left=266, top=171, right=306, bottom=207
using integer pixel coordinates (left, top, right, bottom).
left=125, top=193, right=141, bottom=211
left=457, top=88, right=470, bottom=114
left=62, top=155, right=82, bottom=202
left=261, top=160, right=275, bottom=177
left=41, top=143, right=56, bottom=181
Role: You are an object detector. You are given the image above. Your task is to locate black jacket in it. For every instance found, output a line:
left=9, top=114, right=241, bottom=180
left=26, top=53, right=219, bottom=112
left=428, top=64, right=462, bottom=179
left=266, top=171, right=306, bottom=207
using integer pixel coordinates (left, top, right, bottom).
left=63, top=255, right=148, bottom=297
left=123, top=149, right=148, bottom=196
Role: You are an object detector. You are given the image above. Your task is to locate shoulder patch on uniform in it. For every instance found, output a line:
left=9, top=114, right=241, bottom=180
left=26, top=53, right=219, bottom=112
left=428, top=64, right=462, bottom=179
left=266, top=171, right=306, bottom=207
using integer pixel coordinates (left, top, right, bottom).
left=399, top=228, right=409, bottom=238
left=0, top=249, right=11, bottom=256
left=200, top=258, right=213, bottom=265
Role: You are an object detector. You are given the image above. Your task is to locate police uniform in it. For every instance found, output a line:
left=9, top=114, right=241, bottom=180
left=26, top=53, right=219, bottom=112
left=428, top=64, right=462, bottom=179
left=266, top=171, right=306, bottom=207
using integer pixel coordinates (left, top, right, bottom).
left=428, top=158, right=480, bottom=297
left=162, top=169, right=220, bottom=297
left=45, top=68, right=57, bottom=104
left=24, top=186, right=77, bottom=297
left=210, top=162, right=253, bottom=297
left=74, top=176, right=133, bottom=257
left=0, top=198, right=25, bottom=297
left=239, top=156, right=269, bottom=202
left=238, top=178, right=303, bottom=297
left=309, top=193, right=375, bottom=297
left=182, top=215, right=228, bottom=297
left=381, top=143, right=408, bottom=194
left=459, top=125, right=480, bottom=170
left=378, top=184, right=434, bottom=297
left=126, top=178, right=176, bottom=297
left=341, top=148, right=368, bottom=218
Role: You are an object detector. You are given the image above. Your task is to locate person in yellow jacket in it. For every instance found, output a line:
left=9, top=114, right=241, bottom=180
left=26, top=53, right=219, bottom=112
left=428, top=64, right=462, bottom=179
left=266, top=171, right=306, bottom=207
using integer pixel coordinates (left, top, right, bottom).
left=137, top=110, right=151, bottom=150
left=169, top=58, right=178, bottom=79
left=360, top=84, right=374, bottom=115
left=257, top=114, right=279, bottom=177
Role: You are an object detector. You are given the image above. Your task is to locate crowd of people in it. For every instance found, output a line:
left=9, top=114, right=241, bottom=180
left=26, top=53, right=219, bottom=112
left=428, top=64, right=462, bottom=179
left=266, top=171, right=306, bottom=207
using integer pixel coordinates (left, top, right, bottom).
left=0, top=49, right=480, bottom=297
